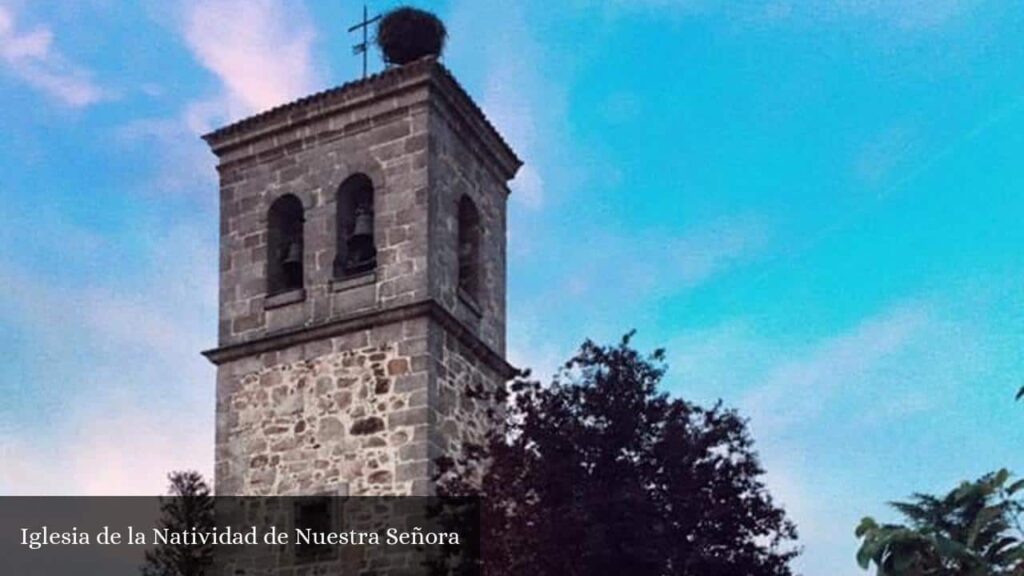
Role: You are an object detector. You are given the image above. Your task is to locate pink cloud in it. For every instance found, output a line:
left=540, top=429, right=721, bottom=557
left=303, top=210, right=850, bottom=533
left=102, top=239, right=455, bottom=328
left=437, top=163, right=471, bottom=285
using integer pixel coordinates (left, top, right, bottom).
left=182, top=0, right=322, bottom=118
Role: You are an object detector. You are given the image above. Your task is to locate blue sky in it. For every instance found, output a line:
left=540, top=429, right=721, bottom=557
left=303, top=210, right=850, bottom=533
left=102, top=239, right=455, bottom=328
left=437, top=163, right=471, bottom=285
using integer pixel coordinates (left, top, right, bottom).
left=0, top=1, right=1022, bottom=574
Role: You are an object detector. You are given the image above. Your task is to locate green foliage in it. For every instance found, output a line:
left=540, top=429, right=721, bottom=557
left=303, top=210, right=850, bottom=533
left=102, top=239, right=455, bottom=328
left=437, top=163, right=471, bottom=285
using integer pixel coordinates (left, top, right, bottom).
left=855, top=470, right=1024, bottom=575
left=141, top=471, right=214, bottom=576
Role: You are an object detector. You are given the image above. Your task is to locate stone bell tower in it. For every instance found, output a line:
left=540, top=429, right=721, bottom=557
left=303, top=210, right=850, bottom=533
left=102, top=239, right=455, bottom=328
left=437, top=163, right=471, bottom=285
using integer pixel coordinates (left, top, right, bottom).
left=202, top=55, right=520, bottom=496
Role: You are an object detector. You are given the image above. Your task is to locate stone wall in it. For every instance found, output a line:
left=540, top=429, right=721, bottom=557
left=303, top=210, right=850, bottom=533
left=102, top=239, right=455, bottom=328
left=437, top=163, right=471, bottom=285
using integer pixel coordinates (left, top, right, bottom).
left=215, top=316, right=506, bottom=497
left=431, top=329, right=505, bottom=462
left=428, top=106, right=509, bottom=355
left=215, top=318, right=433, bottom=496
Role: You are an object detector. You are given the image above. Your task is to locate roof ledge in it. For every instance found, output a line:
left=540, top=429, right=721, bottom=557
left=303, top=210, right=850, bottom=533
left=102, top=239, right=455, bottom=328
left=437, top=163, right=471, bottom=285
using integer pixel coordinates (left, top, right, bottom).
left=202, top=58, right=522, bottom=181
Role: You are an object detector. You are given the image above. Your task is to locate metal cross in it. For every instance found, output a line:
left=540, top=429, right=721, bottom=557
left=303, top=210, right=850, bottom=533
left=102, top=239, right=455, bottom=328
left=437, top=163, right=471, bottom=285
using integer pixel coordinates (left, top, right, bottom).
left=348, top=5, right=381, bottom=79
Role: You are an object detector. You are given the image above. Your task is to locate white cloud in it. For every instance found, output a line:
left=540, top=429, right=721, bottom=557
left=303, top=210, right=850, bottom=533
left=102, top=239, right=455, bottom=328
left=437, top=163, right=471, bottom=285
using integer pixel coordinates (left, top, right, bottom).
left=0, top=223, right=217, bottom=495
left=1, top=402, right=212, bottom=496
left=116, top=114, right=218, bottom=195
left=115, top=0, right=325, bottom=196
left=481, top=62, right=544, bottom=208
left=665, top=296, right=996, bottom=576
left=666, top=299, right=954, bottom=419
left=825, top=0, right=973, bottom=31
left=504, top=213, right=774, bottom=362
left=609, top=0, right=974, bottom=32
left=448, top=0, right=558, bottom=210
left=668, top=320, right=778, bottom=402
left=676, top=213, right=771, bottom=288
left=854, top=123, right=922, bottom=190
left=741, top=302, right=929, bottom=433
left=506, top=315, right=572, bottom=385
left=505, top=213, right=774, bottom=379
left=601, top=213, right=773, bottom=298
left=510, top=165, right=544, bottom=209
left=0, top=4, right=108, bottom=106
left=181, top=0, right=321, bottom=118
left=0, top=0, right=329, bottom=494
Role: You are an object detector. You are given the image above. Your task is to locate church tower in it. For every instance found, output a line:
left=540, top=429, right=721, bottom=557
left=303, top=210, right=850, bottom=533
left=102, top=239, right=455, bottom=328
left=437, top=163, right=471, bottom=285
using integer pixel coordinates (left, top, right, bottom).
left=202, top=53, right=520, bottom=496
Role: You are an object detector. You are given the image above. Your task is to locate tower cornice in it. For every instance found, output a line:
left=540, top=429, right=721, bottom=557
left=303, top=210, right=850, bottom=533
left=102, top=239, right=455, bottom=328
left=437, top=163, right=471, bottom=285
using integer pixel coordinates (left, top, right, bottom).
left=202, top=298, right=516, bottom=379
left=202, top=57, right=522, bottom=182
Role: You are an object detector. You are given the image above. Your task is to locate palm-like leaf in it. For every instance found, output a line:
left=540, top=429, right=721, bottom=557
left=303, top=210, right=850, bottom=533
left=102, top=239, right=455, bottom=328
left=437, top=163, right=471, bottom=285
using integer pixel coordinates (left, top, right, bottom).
left=856, top=471, right=1024, bottom=575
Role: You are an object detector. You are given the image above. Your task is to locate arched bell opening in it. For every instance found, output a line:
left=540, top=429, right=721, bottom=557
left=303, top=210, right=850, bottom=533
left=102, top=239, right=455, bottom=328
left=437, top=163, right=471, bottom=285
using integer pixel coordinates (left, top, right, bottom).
left=267, top=194, right=305, bottom=295
left=334, top=173, right=377, bottom=278
left=457, top=195, right=481, bottom=301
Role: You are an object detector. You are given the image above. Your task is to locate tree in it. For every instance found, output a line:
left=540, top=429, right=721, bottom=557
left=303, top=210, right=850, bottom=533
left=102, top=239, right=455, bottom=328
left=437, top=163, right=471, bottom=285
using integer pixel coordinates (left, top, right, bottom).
left=141, top=471, right=214, bottom=576
left=855, top=470, right=1024, bottom=575
left=436, top=333, right=799, bottom=576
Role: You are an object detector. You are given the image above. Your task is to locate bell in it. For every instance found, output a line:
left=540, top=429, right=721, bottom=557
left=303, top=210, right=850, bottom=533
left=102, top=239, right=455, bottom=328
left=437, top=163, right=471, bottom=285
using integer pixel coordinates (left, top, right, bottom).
left=350, top=206, right=373, bottom=240
left=346, top=205, right=375, bottom=271
left=279, top=239, right=303, bottom=289
left=282, top=240, right=302, bottom=266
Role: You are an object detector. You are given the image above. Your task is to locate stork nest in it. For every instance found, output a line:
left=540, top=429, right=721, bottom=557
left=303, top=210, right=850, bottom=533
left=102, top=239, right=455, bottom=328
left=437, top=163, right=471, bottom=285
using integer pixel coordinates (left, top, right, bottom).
left=376, top=7, right=447, bottom=65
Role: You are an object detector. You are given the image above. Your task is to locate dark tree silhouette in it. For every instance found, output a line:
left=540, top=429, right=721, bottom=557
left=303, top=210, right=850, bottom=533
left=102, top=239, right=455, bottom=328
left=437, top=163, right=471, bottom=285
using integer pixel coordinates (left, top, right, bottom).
left=141, top=471, right=214, bottom=576
left=436, top=333, right=799, bottom=576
